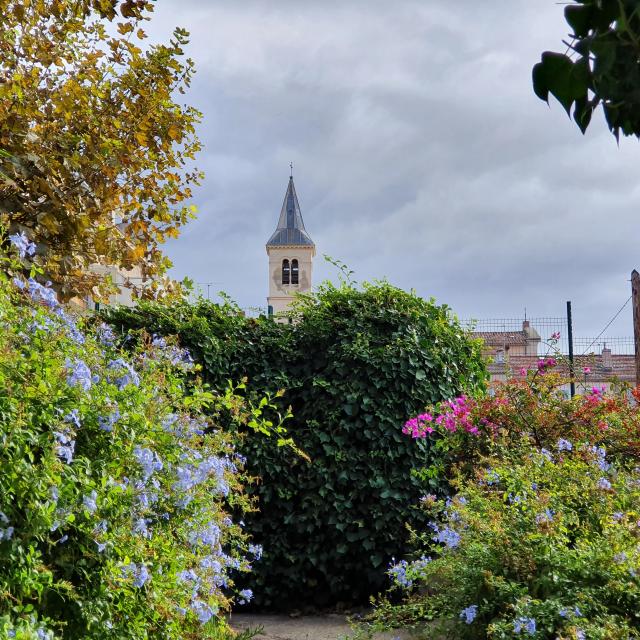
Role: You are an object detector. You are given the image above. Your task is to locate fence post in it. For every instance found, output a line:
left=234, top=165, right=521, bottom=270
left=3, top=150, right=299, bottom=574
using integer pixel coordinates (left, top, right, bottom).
left=632, top=270, right=640, bottom=387
left=567, top=301, right=575, bottom=398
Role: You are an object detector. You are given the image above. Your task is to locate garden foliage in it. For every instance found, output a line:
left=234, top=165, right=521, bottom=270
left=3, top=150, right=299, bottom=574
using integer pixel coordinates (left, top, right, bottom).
left=361, top=366, right=640, bottom=639
left=0, top=0, right=202, bottom=300
left=0, top=241, right=260, bottom=639
left=533, top=0, right=640, bottom=139
left=103, top=279, right=487, bottom=608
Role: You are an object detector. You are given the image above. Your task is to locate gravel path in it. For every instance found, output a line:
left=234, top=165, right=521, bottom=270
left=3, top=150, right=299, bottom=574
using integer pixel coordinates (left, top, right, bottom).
left=229, top=613, right=411, bottom=640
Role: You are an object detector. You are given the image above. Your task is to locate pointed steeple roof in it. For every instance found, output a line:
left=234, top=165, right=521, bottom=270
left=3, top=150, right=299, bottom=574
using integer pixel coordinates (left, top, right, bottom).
left=266, top=176, right=315, bottom=248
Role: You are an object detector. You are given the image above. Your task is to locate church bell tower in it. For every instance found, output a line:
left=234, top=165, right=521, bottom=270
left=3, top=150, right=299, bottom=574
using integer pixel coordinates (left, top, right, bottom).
left=266, top=173, right=315, bottom=318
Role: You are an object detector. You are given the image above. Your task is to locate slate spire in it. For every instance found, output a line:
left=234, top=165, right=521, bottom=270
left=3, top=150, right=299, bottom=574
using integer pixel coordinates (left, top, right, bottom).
left=266, top=176, right=315, bottom=247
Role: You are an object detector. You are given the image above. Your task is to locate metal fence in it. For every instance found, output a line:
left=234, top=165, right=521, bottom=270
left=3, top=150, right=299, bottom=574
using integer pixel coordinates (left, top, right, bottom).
left=461, top=317, right=635, bottom=356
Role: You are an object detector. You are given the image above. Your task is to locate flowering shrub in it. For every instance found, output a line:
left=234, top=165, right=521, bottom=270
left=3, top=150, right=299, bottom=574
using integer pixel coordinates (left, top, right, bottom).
left=358, top=367, right=640, bottom=639
left=103, top=280, right=487, bottom=608
left=0, top=247, right=262, bottom=638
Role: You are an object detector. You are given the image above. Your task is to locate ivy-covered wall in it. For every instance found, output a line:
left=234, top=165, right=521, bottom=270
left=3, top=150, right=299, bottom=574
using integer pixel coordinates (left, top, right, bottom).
left=103, top=281, right=487, bottom=609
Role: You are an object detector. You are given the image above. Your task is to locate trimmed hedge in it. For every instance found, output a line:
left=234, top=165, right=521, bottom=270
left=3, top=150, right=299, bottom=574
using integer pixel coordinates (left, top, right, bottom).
left=103, top=280, right=487, bottom=609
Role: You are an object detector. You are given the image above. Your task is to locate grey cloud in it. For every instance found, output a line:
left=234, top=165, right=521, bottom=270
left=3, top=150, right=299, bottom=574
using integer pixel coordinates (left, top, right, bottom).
left=147, top=1, right=640, bottom=338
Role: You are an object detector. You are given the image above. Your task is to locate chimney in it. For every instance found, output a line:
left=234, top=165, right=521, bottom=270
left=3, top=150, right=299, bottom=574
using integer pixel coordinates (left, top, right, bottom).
left=522, top=320, right=530, bottom=330
left=601, top=344, right=613, bottom=370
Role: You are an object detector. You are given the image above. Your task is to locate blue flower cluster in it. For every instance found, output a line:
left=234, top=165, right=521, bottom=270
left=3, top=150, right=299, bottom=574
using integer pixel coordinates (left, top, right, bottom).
left=387, top=555, right=431, bottom=588
left=432, top=524, right=460, bottom=549
left=0, top=511, right=14, bottom=541
left=9, top=231, right=36, bottom=258
left=459, top=604, right=477, bottom=624
left=513, top=616, right=536, bottom=635
left=108, top=358, right=140, bottom=389
left=121, top=562, right=150, bottom=588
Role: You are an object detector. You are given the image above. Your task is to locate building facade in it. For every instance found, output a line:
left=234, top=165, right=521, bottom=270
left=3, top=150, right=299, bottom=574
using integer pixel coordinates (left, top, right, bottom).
left=266, top=176, right=315, bottom=319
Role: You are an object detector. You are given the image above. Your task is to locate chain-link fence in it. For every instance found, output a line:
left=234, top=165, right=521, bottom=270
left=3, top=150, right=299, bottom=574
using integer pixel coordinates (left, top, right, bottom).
left=461, top=317, right=635, bottom=356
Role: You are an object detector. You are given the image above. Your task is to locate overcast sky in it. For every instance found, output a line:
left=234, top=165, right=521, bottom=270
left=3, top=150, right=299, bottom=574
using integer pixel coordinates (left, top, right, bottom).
left=146, top=1, right=640, bottom=340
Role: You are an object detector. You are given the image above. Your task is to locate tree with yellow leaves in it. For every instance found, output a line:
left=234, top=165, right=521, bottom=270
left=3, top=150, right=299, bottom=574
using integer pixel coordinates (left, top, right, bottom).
left=0, top=0, right=202, bottom=300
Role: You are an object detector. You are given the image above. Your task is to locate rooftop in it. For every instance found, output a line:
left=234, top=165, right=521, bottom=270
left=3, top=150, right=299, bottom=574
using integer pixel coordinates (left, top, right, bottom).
left=266, top=176, right=315, bottom=248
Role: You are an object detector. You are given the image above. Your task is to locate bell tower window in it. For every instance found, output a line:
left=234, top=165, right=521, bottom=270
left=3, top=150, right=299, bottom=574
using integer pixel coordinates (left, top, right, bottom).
left=291, top=259, right=299, bottom=285
left=282, top=259, right=290, bottom=285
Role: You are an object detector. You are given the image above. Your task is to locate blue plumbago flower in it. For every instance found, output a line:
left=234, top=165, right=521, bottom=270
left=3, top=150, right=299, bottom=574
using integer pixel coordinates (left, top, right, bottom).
left=587, top=445, right=611, bottom=472
left=13, top=276, right=26, bottom=290
left=82, top=490, right=98, bottom=514
left=248, top=543, right=263, bottom=560
left=133, top=446, right=163, bottom=481
left=107, top=358, right=140, bottom=390
left=151, top=335, right=167, bottom=348
left=188, top=522, right=221, bottom=549
left=121, top=562, right=150, bottom=588
left=95, top=520, right=107, bottom=534
left=433, top=525, right=460, bottom=549
left=58, top=534, right=68, bottom=544
left=99, top=408, right=121, bottom=432
left=0, top=526, right=14, bottom=541
left=133, top=517, right=151, bottom=539
left=388, top=559, right=413, bottom=588
left=388, top=556, right=431, bottom=588
left=576, top=630, right=585, bottom=640
left=27, top=278, right=59, bottom=308
left=485, top=469, right=500, bottom=485
left=508, top=493, right=522, bottom=505
left=238, top=589, right=253, bottom=605
left=597, top=477, right=612, bottom=491
left=557, top=438, right=573, bottom=451
left=540, top=448, right=553, bottom=462
left=65, top=358, right=92, bottom=391
left=614, top=552, right=628, bottom=564
left=64, top=409, right=81, bottom=429
left=0, top=511, right=9, bottom=524
left=97, top=323, right=117, bottom=347
left=95, top=541, right=107, bottom=553
left=513, top=617, right=536, bottom=635
left=531, top=482, right=538, bottom=491
left=53, top=430, right=75, bottom=464
left=54, top=307, right=85, bottom=345
left=9, top=231, right=36, bottom=258
left=535, top=508, right=554, bottom=524
left=613, top=512, right=624, bottom=522
left=161, top=413, right=178, bottom=433
left=190, top=599, right=217, bottom=625
left=459, top=604, right=478, bottom=624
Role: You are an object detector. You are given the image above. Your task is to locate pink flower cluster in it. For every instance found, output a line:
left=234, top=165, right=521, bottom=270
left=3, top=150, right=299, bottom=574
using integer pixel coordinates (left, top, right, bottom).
left=402, top=413, right=434, bottom=438
left=403, top=396, right=479, bottom=439
left=537, top=357, right=557, bottom=373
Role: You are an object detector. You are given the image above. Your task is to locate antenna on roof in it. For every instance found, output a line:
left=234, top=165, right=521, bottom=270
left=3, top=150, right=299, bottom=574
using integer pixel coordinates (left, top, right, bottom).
left=524, top=307, right=527, bottom=321
left=290, top=162, right=293, bottom=178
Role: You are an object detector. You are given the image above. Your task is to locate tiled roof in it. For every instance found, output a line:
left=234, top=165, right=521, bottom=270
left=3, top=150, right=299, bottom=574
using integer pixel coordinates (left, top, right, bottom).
left=266, top=177, right=314, bottom=248
left=487, top=354, right=636, bottom=383
left=473, top=331, right=528, bottom=347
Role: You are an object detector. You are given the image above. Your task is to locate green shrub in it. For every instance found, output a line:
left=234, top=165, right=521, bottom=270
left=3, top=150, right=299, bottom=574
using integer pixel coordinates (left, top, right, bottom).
left=0, top=244, right=262, bottom=638
left=103, top=279, right=487, bottom=608
left=360, top=369, right=640, bottom=639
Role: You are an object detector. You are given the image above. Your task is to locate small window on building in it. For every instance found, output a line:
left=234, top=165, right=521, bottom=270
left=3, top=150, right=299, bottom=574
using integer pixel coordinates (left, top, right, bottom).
left=282, top=259, right=290, bottom=285
left=291, top=259, right=299, bottom=285
left=495, top=349, right=504, bottom=363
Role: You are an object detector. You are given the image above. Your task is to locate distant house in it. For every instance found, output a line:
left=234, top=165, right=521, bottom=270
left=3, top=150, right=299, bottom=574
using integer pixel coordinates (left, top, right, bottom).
left=474, top=321, right=636, bottom=393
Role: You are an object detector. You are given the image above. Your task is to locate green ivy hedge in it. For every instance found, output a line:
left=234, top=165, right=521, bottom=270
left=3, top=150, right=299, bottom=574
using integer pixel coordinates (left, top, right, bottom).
left=103, top=280, right=487, bottom=609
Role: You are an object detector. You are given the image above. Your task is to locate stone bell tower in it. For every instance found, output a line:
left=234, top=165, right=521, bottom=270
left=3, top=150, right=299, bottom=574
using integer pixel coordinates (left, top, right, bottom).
left=266, top=173, right=315, bottom=318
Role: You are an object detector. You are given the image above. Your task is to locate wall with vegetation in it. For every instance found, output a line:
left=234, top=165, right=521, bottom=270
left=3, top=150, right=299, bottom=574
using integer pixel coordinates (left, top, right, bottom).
left=104, top=280, right=487, bottom=608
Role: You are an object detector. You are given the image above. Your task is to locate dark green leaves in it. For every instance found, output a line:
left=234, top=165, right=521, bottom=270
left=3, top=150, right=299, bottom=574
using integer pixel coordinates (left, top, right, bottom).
left=532, top=53, right=590, bottom=120
left=104, top=282, right=488, bottom=610
left=533, top=0, right=640, bottom=138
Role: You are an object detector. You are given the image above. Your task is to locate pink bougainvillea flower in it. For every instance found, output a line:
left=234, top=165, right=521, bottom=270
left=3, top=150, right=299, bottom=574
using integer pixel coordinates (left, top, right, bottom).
left=583, top=367, right=591, bottom=374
